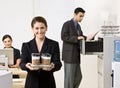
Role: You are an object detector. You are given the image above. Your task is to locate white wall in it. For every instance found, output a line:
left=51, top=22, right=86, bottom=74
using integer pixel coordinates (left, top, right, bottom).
left=34, top=0, right=119, bottom=88
left=34, top=0, right=75, bottom=49
left=0, top=0, right=119, bottom=88
left=34, top=0, right=101, bottom=48
left=0, top=0, right=119, bottom=49
left=0, top=0, right=34, bottom=50
left=34, top=0, right=99, bottom=88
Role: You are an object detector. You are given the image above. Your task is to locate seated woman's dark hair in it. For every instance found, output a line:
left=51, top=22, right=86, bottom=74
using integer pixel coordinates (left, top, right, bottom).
left=2, top=34, right=12, bottom=41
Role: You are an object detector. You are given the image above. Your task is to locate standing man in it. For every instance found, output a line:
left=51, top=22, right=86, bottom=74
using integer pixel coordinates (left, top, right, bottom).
left=61, top=7, right=89, bottom=88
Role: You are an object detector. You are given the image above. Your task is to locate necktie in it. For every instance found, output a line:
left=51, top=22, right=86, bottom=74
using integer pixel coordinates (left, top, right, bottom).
left=76, top=24, right=80, bottom=35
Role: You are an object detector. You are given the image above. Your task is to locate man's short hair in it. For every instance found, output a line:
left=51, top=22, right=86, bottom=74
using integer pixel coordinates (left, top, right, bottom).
left=74, top=7, right=85, bottom=14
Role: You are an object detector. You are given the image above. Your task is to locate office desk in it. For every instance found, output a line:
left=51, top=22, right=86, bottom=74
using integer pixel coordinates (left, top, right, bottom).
left=8, top=68, right=27, bottom=78
left=8, top=68, right=27, bottom=88
left=13, top=78, right=26, bottom=88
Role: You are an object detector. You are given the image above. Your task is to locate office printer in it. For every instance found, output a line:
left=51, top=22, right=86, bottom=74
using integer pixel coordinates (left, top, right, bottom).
left=80, top=37, right=103, bottom=54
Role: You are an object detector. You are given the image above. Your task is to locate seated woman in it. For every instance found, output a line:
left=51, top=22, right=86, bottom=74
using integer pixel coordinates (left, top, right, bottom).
left=2, top=34, right=21, bottom=77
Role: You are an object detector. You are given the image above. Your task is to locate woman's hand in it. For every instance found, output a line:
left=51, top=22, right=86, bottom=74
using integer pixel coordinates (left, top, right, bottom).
left=26, top=63, right=35, bottom=71
left=9, top=64, right=19, bottom=68
left=9, top=59, right=21, bottom=68
left=25, top=62, right=55, bottom=71
left=42, top=63, right=55, bottom=71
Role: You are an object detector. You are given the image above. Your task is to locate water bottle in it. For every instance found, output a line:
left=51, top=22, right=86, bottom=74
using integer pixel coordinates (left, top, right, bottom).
left=114, top=40, right=120, bottom=62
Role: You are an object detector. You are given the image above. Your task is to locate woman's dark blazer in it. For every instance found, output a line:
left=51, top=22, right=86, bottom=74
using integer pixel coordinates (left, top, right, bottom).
left=20, top=37, right=62, bottom=88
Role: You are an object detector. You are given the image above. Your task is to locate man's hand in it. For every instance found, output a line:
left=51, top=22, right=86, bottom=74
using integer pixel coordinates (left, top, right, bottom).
left=78, top=36, right=84, bottom=40
left=86, top=34, right=94, bottom=41
left=86, top=31, right=99, bottom=41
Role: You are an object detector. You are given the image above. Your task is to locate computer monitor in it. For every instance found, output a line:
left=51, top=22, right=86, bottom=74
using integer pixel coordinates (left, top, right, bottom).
left=0, top=49, right=13, bottom=65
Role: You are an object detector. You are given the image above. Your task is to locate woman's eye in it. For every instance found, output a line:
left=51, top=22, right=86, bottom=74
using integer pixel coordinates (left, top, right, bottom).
left=35, top=27, right=39, bottom=29
left=35, top=27, right=45, bottom=30
left=41, top=27, right=44, bottom=29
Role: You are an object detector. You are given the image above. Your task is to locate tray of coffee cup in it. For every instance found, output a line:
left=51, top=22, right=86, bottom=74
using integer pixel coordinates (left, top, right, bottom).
left=30, top=64, right=51, bottom=70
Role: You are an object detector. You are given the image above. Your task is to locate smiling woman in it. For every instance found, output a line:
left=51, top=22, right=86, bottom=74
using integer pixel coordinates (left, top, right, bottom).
left=31, top=17, right=48, bottom=52
left=20, top=16, right=62, bottom=88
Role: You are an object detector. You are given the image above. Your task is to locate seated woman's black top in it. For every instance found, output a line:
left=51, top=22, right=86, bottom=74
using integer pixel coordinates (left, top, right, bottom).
left=12, top=47, right=20, bottom=65
left=12, top=47, right=20, bottom=78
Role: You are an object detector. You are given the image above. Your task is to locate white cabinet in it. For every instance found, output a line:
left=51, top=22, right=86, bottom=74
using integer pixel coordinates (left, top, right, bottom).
left=81, top=37, right=120, bottom=88
left=98, top=55, right=104, bottom=88
left=97, top=37, right=120, bottom=88
left=112, top=62, right=120, bottom=88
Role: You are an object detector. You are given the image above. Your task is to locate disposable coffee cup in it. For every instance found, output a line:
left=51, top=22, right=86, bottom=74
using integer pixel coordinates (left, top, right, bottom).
left=31, top=53, right=40, bottom=65
left=41, top=53, right=51, bottom=65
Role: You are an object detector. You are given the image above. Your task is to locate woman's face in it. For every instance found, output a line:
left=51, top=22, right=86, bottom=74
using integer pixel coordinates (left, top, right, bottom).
left=3, top=37, right=12, bottom=48
left=32, top=22, right=47, bottom=40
